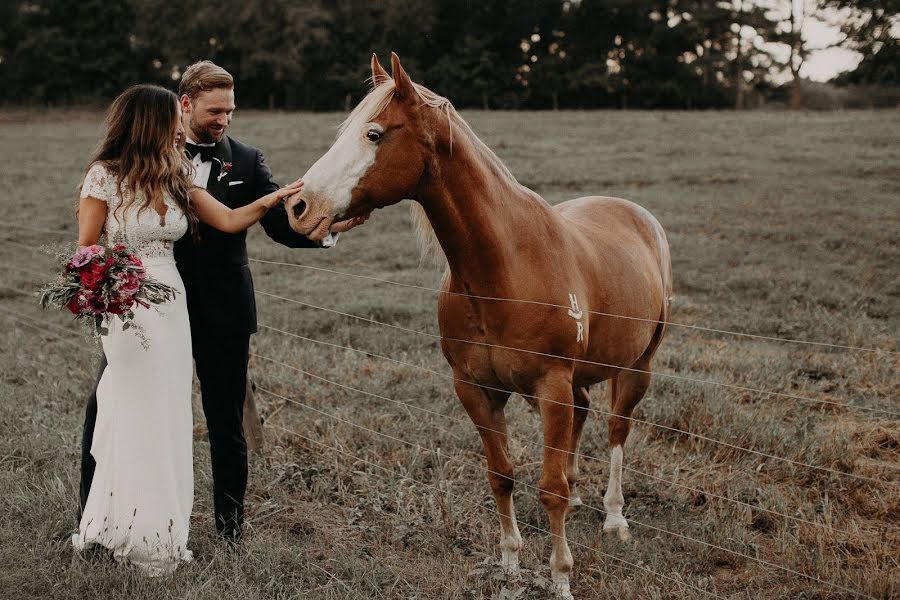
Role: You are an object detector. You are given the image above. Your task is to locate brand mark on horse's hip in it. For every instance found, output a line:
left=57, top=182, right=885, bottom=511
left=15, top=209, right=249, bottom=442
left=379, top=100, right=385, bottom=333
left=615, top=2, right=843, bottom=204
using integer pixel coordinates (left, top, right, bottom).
left=567, top=292, right=584, bottom=342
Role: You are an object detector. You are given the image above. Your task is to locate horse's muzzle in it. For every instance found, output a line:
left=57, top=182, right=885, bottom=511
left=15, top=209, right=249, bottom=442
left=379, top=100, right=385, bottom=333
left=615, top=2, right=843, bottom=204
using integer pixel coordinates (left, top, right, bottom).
left=286, top=192, right=333, bottom=242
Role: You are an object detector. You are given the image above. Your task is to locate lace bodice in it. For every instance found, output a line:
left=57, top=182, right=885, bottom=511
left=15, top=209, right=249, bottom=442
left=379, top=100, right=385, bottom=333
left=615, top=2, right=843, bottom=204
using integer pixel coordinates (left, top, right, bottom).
left=81, top=163, right=188, bottom=261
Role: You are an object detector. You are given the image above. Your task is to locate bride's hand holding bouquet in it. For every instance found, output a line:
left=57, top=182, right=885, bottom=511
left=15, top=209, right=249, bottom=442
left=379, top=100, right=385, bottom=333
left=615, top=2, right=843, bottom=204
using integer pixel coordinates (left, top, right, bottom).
left=40, top=242, right=178, bottom=341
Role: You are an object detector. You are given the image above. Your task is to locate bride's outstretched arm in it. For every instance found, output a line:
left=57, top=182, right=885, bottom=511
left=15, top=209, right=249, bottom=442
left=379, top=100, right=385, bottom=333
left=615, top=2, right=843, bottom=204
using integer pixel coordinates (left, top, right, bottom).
left=190, top=179, right=304, bottom=234
left=77, top=196, right=107, bottom=248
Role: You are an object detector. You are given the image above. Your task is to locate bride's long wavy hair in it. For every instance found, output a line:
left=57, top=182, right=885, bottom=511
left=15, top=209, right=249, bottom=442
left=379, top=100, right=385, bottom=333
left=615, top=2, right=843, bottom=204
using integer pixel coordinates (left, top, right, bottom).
left=81, top=84, right=199, bottom=236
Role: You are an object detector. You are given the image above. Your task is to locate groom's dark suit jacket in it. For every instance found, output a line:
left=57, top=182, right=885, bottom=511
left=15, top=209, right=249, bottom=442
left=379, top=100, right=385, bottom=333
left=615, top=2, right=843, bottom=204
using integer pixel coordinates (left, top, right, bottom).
left=174, top=135, right=318, bottom=334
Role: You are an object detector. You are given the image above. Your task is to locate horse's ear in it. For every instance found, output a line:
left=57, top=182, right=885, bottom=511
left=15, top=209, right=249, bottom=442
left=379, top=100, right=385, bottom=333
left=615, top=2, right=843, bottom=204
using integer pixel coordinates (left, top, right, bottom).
left=390, top=52, right=416, bottom=102
left=371, top=53, right=390, bottom=87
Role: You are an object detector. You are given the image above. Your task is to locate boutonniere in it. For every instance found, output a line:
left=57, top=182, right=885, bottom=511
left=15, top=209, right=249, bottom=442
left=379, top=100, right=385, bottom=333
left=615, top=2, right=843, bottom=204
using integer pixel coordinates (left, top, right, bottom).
left=213, top=158, right=233, bottom=181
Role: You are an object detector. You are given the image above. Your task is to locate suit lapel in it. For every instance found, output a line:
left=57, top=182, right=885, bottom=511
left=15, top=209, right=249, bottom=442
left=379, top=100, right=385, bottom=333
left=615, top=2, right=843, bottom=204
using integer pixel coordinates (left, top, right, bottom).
left=207, top=136, right=234, bottom=203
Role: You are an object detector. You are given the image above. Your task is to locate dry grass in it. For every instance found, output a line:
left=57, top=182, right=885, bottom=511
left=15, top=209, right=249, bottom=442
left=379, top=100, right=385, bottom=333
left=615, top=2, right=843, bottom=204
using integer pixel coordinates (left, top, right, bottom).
left=0, top=108, right=898, bottom=599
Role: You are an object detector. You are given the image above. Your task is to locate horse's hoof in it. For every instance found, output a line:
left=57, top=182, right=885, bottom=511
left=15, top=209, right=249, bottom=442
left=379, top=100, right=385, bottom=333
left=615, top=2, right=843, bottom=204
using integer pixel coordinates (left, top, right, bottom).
left=603, top=514, right=632, bottom=542
left=552, top=580, right=575, bottom=600
left=501, top=553, right=520, bottom=578
left=567, top=493, right=583, bottom=512
left=603, top=525, right=633, bottom=542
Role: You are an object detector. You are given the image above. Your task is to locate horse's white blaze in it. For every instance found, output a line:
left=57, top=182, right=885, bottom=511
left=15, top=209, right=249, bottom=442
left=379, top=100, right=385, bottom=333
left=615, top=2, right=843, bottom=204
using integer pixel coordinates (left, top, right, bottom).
left=301, top=123, right=378, bottom=217
left=603, top=445, right=630, bottom=537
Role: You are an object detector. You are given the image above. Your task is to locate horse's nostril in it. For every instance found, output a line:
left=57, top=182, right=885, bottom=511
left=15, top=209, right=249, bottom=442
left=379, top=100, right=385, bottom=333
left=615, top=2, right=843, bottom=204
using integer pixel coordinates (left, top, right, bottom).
left=292, top=199, right=307, bottom=219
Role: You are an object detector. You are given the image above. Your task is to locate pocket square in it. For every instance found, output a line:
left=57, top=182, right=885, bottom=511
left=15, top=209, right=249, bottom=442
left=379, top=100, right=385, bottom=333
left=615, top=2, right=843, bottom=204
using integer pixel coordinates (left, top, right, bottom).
left=228, top=180, right=244, bottom=186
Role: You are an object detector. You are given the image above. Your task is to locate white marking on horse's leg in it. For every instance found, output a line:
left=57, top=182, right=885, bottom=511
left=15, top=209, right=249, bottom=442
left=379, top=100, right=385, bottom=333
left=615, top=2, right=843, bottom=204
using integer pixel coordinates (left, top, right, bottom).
left=549, top=528, right=574, bottom=600
left=499, top=502, right=523, bottom=575
left=567, top=452, right=582, bottom=510
left=603, top=445, right=632, bottom=541
left=550, top=538, right=575, bottom=600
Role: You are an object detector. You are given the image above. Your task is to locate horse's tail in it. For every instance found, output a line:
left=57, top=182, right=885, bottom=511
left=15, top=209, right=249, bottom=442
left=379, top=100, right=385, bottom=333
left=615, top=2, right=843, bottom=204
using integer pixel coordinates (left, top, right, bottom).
left=648, top=217, right=673, bottom=357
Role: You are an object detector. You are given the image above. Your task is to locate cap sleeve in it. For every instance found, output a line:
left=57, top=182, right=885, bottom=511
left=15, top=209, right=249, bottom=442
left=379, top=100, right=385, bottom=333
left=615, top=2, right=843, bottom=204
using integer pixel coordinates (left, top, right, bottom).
left=80, top=163, right=118, bottom=203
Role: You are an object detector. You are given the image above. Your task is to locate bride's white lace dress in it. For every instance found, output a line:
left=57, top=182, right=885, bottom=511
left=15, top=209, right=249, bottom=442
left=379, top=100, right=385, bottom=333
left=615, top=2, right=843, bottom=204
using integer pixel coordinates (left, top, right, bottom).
left=72, top=163, right=194, bottom=576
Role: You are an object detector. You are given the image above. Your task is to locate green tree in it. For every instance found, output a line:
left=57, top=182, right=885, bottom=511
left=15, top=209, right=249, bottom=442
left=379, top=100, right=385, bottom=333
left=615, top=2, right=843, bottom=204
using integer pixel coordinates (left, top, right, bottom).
left=826, top=0, right=900, bottom=85
left=3, top=0, right=139, bottom=103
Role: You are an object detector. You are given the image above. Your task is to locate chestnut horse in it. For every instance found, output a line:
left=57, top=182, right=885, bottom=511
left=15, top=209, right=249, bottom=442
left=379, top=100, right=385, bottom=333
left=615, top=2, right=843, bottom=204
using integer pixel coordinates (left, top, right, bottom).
left=287, top=53, right=672, bottom=599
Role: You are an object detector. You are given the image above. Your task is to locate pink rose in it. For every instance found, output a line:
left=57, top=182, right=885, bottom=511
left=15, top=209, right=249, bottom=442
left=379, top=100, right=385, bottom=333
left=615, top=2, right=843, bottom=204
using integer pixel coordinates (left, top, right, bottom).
left=70, top=245, right=104, bottom=268
left=119, top=272, right=140, bottom=294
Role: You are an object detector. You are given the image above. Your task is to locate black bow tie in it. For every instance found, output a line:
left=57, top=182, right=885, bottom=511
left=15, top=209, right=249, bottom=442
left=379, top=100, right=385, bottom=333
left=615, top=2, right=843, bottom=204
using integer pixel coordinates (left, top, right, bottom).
left=185, top=142, right=215, bottom=162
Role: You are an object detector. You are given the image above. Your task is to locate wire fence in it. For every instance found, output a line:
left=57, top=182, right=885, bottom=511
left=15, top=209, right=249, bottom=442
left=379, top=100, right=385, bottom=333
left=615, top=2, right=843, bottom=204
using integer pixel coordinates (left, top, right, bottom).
left=0, top=226, right=895, bottom=599
left=254, top=289, right=900, bottom=419
left=255, top=383, right=876, bottom=599
left=0, top=304, right=874, bottom=598
left=1, top=221, right=896, bottom=355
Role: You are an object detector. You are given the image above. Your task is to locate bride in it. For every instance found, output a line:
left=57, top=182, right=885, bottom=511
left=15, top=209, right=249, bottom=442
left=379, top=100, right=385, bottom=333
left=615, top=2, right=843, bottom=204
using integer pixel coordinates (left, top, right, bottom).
left=70, top=84, right=301, bottom=576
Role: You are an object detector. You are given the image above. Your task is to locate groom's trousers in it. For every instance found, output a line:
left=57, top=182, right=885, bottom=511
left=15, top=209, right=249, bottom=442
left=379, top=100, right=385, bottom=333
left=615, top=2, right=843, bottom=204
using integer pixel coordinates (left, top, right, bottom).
left=192, top=328, right=251, bottom=542
left=79, top=356, right=107, bottom=514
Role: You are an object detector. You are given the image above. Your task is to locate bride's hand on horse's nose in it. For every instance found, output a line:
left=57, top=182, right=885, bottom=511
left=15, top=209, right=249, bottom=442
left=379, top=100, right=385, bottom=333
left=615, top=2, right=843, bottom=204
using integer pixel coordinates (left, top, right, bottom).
left=261, top=179, right=303, bottom=208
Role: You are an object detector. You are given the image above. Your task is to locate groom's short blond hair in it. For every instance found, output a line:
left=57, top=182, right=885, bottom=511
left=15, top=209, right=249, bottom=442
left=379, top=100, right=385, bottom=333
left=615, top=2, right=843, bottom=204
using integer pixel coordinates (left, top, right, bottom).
left=179, top=61, right=233, bottom=99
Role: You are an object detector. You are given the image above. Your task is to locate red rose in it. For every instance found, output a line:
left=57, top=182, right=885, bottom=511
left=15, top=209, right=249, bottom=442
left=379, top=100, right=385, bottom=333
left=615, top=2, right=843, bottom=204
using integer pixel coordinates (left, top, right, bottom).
left=109, top=294, right=136, bottom=315
left=66, top=290, right=89, bottom=315
left=79, top=260, right=109, bottom=291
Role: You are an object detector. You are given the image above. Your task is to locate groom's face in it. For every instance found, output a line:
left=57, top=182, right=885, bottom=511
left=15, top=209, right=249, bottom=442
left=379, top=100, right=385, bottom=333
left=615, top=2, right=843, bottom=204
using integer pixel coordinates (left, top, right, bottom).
left=181, top=87, right=235, bottom=144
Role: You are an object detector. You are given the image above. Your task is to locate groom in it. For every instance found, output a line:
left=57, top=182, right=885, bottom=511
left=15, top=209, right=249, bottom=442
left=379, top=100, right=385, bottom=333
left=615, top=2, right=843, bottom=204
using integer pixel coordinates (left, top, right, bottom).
left=79, top=60, right=364, bottom=542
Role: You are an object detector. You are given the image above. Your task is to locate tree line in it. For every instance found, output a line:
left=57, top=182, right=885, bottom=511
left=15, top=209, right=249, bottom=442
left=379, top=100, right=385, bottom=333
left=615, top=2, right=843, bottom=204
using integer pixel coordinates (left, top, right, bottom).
left=1, top=0, right=896, bottom=110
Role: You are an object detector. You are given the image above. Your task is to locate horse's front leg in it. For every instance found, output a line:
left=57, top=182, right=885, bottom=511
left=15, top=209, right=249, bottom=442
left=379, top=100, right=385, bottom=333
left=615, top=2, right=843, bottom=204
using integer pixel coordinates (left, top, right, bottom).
left=452, top=378, right=521, bottom=574
left=534, top=373, right=576, bottom=600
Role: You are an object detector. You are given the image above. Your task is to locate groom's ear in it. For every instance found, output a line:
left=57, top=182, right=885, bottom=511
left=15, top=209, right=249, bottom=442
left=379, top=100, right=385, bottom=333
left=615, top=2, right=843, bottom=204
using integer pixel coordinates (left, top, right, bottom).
left=390, top=52, right=416, bottom=103
left=371, top=54, right=390, bottom=87
left=179, top=94, right=192, bottom=113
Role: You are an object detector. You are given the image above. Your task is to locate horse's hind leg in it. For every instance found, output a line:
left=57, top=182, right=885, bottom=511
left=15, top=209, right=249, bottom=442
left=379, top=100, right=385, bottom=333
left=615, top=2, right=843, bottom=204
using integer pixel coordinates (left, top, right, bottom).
left=567, top=386, right=591, bottom=511
left=452, top=378, right=522, bottom=574
left=604, top=362, right=652, bottom=542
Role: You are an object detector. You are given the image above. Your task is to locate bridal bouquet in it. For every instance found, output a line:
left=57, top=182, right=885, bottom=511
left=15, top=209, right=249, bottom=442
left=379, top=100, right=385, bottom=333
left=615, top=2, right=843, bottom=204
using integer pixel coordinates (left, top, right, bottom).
left=40, top=243, right=178, bottom=338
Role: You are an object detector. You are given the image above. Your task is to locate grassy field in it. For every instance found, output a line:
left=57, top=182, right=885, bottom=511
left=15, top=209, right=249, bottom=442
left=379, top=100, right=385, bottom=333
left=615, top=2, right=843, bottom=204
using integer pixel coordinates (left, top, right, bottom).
left=0, top=108, right=897, bottom=600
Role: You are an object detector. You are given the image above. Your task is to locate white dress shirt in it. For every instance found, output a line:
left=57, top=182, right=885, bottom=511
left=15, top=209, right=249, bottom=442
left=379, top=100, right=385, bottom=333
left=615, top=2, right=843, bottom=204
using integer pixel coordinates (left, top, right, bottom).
left=187, top=138, right=214, bottom=188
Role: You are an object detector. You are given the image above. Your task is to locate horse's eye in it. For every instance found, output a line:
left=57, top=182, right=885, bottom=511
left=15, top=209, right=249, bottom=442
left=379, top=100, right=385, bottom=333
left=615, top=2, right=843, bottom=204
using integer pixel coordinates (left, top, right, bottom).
left=366, top=129, right=382, bottom=142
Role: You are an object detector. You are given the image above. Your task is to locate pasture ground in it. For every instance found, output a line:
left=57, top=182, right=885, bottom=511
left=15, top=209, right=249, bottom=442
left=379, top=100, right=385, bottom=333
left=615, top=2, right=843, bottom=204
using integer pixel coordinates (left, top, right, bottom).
left=0, top=109, right=897, bottom=599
